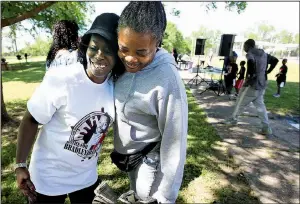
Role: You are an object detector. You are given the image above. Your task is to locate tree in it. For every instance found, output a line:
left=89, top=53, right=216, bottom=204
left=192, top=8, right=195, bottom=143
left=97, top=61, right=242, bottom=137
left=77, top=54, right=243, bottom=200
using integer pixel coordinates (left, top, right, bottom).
left=274, top=30, right=294, bottom=44
left=19, top=37, right=52, bottom=56
left=1, top=1, right=94, bottom=125
left=244, top=21, right=276, bottom=42
left=1, top=82, right=10, bottom=126
left=162, top=22, right=191, bottom=54
left=9, top=24, right=19, bottom=54
left=2, top=24, right=19, bottom=55
left=1, top=2, right=94, bottom=31
left=294, top=33, right=299, bottom=44
left=169, top=2, right=247, bottom=17
left=1, top=2, right=55, bottom=28
left=205, top=2, right=247, bottom=14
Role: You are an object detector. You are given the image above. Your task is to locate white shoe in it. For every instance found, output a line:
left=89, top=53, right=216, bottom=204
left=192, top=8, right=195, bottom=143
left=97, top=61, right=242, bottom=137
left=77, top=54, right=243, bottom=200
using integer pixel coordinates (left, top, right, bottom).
left=229, top=94, right=237, bottom=100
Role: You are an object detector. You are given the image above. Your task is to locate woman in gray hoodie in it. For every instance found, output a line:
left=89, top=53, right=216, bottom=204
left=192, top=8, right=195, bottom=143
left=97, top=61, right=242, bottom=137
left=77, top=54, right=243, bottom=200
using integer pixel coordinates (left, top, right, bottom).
left=111, top=2, right=188, bottom=203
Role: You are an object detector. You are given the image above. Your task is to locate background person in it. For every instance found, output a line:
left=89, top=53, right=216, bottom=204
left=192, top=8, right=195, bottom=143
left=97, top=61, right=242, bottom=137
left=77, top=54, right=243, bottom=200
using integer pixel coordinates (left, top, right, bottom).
left=234, top=60, right=246, bottom=96
left=24, top=53, right=28, bottom=63
left=274, top=58, right=288, bottom=97
left=172, top=48, right=178, bottom=64
left=46, top=20, right=79, bottom=70
left=224, top=51, right=238, bottom=98
left=224, top=39, right=278, bottom=136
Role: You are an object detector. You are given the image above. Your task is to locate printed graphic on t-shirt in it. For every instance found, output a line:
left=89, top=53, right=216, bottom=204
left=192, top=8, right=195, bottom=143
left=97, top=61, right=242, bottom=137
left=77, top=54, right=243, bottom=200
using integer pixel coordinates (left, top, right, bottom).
left=64, top=108, right=112, bottom=161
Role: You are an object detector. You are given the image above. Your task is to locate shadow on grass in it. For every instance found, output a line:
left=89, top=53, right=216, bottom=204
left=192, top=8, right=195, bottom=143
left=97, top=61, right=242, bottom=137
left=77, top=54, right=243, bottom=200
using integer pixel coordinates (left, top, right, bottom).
left=265, top=80, right=300, bottom=116
left=2, top=61, right=46, bottom=83
left=1, top=172, right=27, bottom=204
left=1, top=100, right=26, bottom=171
left=213, top=185, right=260, bottom=204
left=176, top=89, right=261, bottom=203
left=180, top=81, right=300, bottom=203
left=1, top=100, right=29, bottom=204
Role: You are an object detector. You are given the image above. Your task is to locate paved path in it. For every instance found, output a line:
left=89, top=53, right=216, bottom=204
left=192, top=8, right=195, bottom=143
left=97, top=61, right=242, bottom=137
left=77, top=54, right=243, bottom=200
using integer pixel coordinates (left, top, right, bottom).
left=179, top=69, right=300, bottom=204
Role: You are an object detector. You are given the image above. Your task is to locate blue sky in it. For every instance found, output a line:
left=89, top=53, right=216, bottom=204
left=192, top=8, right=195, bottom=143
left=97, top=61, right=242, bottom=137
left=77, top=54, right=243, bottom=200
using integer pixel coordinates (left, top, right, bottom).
left=2, top=2, right=299, bottom=52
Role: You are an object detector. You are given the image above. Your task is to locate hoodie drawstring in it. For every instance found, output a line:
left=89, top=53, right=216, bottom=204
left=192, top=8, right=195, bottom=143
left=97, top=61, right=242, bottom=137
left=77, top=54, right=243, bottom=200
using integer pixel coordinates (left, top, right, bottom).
left=120, top=74, right=136, bottom=122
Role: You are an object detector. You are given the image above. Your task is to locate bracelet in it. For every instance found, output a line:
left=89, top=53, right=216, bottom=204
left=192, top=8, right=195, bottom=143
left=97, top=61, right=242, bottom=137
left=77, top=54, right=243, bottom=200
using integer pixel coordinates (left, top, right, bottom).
left=14, top=163, right=28, bottom=172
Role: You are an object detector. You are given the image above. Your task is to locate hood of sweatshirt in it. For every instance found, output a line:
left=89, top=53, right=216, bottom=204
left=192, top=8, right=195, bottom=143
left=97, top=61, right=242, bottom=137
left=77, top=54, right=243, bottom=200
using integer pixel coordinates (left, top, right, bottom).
left=140, top=48, right=177, bottom=71
left=248, top=47, right=265, bottom=57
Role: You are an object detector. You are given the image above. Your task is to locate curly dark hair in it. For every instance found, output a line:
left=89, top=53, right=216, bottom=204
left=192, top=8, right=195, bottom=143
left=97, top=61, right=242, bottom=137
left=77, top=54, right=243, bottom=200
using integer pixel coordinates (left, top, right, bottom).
left=46, top=20, right=79, bottom=68
left=77, top=34, right=125, bottom=82
left=118, top=1, right=167, bottom=45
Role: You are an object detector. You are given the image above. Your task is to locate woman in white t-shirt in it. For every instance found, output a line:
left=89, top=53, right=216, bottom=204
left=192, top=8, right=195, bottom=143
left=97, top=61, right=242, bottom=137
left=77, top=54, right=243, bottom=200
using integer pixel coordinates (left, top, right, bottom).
left=45, top=20, right=79, bottom=70
left=15, top=13, right=125, bottom=204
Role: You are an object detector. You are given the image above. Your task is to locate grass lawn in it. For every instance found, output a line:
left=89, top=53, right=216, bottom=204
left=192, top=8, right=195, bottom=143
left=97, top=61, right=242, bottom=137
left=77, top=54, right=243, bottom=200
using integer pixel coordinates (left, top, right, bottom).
left=2, top=56, right=296, bottom=203
left=3, top=56, right=46, bottom=64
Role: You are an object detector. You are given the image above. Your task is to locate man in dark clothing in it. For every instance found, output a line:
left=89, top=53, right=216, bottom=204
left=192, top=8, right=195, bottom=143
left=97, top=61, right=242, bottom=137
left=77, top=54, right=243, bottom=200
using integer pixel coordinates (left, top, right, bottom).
left=172, top=48, right=178, bottom=64
left=266, top=54, right=279, bottom=80
left=24, top=53, right=28, bottom=63
left=274, top=59, right=288, bottom=97
left=224, top=39, right=279, bottom=136
left=224, top=51, right=238, bottom=97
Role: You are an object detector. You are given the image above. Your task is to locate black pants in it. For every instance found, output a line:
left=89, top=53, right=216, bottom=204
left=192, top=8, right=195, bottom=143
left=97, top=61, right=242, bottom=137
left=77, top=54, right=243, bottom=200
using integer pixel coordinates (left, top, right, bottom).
left=225, top=76, right=233, bottom=95
left=32, top=178, right=101, bottom=204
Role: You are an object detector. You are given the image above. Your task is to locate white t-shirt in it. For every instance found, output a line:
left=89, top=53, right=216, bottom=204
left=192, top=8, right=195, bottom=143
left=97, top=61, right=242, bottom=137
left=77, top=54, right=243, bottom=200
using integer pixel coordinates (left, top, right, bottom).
left=28, top=62, right=115, bottom=195
left=46, top=49, right=78, bottom=70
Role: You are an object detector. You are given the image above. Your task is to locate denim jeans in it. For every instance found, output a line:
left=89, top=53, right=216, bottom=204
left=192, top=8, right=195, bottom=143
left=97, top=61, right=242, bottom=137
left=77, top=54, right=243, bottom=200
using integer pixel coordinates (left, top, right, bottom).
left=128, top=150, right=160, bottom=200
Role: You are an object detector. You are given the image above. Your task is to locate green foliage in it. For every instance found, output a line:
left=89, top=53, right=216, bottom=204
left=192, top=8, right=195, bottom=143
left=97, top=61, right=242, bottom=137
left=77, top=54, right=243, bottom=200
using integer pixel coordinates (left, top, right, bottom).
left=205, top=2, right=247, bottom=13
left=224, top=2, right=247, bottom=14
left=170, top=8, right=181, bottom=17
left=275, top=30, right=294, bottom=44
left=162, top=22, right=191, bottom=54
left=294, top=33, right=299, bottom=44
left=245, top=21, right=276, bottom=42
left=244, top=21, right=299, bottom=45
left=2, top=61, right=46, bottom=83
left=19, top=37, right=51, bottom=56
left=169, top=2, right=247, bottom=18
left=265, top=80, right=299, bottom=116
left=1, top=2, right=94, bottom=32
left=6, top=24, right=19, bottom=54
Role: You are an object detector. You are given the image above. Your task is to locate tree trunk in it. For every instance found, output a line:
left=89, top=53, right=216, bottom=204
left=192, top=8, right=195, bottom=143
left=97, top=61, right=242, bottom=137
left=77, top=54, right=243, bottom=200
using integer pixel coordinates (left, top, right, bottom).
left=14, top=38, right=18, bottom=53
left=1, top=2, right=56, bottom=28
left=1, top=80, right=10, bottom=126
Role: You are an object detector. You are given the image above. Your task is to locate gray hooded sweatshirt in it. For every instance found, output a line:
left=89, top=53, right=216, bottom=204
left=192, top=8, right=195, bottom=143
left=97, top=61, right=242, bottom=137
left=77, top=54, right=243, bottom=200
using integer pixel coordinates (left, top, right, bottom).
left=114, top=48, right=188, bottom=202
left=246, top=47, right=268, bottom=90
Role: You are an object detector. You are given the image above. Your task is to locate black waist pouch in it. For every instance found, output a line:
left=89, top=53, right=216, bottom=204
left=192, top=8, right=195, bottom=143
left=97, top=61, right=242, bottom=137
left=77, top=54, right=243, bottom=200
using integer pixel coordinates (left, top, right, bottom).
left=110, top=142, right=159, bottom=172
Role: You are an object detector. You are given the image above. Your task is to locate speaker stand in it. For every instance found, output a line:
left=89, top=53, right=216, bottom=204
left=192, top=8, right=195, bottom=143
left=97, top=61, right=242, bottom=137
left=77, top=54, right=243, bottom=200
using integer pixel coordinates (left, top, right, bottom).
left=187, top=56, right=208, bottom=88
left=216, top=59, right=227, bottom=96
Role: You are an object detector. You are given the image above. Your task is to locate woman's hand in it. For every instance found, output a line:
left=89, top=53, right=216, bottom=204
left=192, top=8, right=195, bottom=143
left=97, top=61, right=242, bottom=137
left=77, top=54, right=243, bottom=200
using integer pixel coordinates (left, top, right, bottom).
left=15, top=167, right=37, bottom=202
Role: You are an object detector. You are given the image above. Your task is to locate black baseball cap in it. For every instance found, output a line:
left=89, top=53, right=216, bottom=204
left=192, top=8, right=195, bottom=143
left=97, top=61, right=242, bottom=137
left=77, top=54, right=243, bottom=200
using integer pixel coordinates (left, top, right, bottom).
left=81, top=13, right=119, bottom=51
